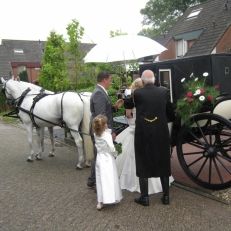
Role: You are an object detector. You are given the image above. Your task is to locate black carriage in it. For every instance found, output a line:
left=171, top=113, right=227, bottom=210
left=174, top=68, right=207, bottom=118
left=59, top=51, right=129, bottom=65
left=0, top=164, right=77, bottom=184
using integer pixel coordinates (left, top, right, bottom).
left=130, top=54, right=231, bottom=190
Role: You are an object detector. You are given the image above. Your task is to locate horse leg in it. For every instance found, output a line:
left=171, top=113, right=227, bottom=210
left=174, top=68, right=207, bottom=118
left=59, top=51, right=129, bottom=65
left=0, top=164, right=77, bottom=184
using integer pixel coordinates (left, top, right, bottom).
left=48, top=127, right=55, bottom=157
left=35, top=127, right=43, bottom=160
left=70, top=130, right=84, bottom=169
left=25, top=123, right=35, bottom=162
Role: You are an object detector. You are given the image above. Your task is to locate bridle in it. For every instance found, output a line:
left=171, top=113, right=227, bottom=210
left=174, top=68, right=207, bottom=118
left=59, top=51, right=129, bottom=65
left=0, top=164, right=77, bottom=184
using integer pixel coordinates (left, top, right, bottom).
left=2, top=80, right=15, bottom=105
left=2, top=79, right=31, bottom=106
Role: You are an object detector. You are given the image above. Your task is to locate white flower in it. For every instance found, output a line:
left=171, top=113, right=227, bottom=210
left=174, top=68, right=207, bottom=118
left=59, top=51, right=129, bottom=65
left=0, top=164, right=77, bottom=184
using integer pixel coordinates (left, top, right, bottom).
left=190, top=73, right=194, bottom=78
left=181, top=78, right=186, bottom=83
left=194, top=89, right=201, bottom=96
left=194, top=77, right=198, bottom=81
left=199, top=95, right=205, bottom=101
left=203, top=72, right=209, bottom=77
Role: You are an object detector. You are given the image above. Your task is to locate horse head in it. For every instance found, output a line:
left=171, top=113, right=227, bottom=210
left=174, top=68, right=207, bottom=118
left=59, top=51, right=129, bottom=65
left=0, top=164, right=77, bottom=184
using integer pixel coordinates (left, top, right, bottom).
left=0, top=77, right=7, bottom=90
left=1, top=78, right=30, bottom=105
left=0, top=77, right=5, bottom=92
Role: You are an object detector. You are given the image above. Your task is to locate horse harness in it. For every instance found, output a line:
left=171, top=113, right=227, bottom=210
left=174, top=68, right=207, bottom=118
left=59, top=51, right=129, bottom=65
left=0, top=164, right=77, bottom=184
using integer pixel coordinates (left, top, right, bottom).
left=3, top=86, right=89, bottom=136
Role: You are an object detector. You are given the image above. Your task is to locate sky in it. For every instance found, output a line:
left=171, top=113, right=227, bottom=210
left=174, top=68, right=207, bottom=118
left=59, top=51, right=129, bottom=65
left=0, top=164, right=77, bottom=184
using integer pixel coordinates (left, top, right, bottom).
left=0, top=0, right=149, bottom=44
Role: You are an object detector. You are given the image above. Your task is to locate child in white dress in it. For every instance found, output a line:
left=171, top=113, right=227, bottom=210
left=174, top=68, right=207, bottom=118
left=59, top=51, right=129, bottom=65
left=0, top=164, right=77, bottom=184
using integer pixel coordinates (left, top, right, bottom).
left=93, top=115, right=122, bottom=210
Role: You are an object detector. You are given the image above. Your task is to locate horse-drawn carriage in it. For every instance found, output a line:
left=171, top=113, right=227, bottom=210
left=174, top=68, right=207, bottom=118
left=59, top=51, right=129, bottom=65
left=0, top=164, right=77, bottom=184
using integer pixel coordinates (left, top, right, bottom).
left=137, top=54, right=231, bottom=190
left=115, top=54, right=231, bottom=190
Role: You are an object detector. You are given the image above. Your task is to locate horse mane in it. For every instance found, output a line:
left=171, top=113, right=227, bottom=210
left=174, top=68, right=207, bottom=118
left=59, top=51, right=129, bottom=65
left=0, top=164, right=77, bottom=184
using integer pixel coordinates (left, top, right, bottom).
left=12, top=80, right=54, bottom=95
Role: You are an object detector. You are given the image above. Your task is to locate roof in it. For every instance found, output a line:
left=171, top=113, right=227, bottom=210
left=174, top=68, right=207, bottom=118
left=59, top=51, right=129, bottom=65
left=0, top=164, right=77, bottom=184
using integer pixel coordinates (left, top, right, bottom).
left=155, top=0, right=231, bottom=57
left=0, top=39, right=95, bottom=77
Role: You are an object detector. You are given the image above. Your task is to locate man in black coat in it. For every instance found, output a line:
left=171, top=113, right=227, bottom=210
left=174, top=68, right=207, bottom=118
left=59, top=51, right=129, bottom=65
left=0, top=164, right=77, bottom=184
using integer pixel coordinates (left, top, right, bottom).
left=133, top=70, right=173, bottom=206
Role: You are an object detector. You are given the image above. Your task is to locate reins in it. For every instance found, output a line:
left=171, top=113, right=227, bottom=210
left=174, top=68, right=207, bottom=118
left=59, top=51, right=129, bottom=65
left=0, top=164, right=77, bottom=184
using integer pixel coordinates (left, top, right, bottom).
left=3, top=85, right=91, bottom=136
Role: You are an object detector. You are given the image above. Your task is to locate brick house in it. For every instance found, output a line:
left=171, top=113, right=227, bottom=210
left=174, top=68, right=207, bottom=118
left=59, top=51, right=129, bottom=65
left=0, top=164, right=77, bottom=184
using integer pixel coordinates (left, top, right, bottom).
left=155, top=0, right=231, bottom=61
left=0, top=39, right=94, bottom=82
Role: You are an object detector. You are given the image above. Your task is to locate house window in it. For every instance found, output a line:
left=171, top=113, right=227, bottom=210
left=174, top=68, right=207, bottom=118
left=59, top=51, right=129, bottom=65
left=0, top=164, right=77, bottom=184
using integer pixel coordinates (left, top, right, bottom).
left=187, top=8, right=202, bottom=20
left=17, top=66, right=26, bottom=74
left=176, top=40, right=188, bottom=57
left=14, top=49, right=24, bottom=54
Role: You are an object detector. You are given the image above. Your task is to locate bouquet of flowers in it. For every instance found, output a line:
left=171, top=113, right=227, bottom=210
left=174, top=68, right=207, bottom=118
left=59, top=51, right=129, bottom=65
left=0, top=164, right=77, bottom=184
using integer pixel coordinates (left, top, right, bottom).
left=114, top=142, right=122, bottom=155
left=176, top=73, right=219, bottom=124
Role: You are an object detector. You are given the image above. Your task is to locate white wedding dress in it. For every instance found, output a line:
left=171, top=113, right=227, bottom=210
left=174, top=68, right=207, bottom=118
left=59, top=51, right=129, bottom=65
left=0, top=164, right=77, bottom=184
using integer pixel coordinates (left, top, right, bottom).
left=116, top=109, right=174, bottom=194
left=95, top=129, right=122, bottom=204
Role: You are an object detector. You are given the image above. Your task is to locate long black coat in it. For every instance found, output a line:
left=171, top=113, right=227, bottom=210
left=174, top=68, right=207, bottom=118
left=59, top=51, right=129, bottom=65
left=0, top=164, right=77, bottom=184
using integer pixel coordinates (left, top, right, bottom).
left=134, top=84, right=171, bottom=178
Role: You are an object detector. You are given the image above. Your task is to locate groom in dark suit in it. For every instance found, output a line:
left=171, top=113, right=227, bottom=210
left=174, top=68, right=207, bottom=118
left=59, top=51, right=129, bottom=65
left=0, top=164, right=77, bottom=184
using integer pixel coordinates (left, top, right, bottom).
left=132, top=70, right=173, bottom=206
left=87, top=71, right=123, bottom=188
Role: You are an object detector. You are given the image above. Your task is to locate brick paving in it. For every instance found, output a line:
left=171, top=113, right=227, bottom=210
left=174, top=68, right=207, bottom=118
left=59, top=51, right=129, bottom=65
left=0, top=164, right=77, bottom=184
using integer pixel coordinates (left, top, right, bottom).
left=0, top=120, right=230, bottom=231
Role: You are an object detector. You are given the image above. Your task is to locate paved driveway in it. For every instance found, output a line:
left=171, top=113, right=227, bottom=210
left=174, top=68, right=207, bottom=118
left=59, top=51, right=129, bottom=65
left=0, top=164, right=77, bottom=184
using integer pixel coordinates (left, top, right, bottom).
left=0, top=120, right=230, bottom=231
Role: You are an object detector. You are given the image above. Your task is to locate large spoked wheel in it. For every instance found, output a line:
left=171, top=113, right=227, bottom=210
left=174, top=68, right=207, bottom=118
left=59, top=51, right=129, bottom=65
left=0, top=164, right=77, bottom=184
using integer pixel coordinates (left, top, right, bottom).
left=177, top=113, right=231, bottom=190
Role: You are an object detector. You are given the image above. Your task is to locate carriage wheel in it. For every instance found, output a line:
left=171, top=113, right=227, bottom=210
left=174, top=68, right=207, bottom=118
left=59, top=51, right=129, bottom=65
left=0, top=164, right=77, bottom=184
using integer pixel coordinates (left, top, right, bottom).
left=177, top=113, right=231, bottom=190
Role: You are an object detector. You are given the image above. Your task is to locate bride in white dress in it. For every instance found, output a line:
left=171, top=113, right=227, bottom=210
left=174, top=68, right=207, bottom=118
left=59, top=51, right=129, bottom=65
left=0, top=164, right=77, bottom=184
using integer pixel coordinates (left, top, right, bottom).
left=116, top=78, right=174, bottom=194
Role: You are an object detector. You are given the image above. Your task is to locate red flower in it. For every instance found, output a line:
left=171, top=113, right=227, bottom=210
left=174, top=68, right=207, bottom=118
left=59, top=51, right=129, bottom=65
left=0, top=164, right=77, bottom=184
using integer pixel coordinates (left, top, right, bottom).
left=200, top=88, right=205, bottom=94
left=186, top=91, right=193, bottom=98
left=207, top=95, right=213, bottom=101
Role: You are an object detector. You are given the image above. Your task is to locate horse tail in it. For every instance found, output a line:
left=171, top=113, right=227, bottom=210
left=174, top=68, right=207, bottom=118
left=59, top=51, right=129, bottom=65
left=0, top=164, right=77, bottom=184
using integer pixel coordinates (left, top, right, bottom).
left=80, top=92, right=94, bottom=163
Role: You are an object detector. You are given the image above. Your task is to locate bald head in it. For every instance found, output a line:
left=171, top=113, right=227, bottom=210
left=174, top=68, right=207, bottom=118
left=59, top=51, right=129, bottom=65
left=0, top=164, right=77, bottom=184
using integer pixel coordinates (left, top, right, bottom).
left=141, top=70, right=155, bottom=85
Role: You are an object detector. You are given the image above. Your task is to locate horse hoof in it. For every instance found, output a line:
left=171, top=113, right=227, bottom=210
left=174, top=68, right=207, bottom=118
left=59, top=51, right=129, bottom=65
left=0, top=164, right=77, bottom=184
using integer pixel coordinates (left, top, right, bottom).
left=27, top=158, right=33, bottom=162
left=85, top=160, right=91, bottom=167
left=36, top=157, right=42, bottom=161
left=48, top=153, right=55, bottom=157
left=35, top=154, right=42, bottom=160
left=76, top=164, right=83, bottom=170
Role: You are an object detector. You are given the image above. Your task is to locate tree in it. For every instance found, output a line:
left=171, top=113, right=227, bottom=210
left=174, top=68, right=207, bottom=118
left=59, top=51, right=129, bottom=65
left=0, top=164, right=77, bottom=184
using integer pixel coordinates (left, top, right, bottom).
left=66, top=19, right=85, bottom=89
left=39, top=31, right=69, bottom=92
left=140, top=0, right=207, bottom=37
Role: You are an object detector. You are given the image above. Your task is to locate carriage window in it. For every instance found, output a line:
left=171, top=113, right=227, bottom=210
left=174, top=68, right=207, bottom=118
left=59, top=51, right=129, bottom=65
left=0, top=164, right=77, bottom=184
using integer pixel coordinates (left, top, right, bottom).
left=159, top=69, right=173, bottom=103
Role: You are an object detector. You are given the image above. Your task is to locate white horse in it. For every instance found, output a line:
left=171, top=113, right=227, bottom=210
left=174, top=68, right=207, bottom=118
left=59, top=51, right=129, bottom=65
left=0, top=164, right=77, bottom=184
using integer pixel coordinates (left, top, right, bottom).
left=1, top=78, right=93, bottom=168
left=7, top=80, right=56, bottom=159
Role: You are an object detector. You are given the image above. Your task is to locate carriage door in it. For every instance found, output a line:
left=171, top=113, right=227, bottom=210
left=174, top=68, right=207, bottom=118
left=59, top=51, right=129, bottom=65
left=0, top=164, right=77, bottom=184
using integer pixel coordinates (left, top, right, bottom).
left=159, top=69, right=173, bottom=103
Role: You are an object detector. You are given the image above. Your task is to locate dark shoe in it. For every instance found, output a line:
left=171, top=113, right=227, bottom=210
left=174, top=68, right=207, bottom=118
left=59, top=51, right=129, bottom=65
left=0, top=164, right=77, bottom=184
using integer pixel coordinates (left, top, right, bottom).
left=161, top=195, right=170, bottom=205
left=134, top=196, right=149, bottom=206
left=87, top=181, right=95, bottom=189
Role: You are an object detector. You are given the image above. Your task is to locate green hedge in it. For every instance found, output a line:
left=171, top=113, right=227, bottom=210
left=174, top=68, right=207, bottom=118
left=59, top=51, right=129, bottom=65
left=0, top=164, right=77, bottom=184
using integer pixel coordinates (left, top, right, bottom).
left=0, top=91, right=8, bottom=113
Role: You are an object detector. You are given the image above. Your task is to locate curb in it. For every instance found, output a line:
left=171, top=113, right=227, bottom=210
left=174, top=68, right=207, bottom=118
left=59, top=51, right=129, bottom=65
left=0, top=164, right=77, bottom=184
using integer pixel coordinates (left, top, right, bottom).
left=172, top=181, right=230, bottom=205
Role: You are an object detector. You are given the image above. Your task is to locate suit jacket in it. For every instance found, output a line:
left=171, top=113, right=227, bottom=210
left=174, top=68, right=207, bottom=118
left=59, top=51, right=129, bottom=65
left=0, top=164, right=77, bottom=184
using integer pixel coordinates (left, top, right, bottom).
left=90, top=85, right=115, bottom=130
left=134, top=84, right=171, bottom=178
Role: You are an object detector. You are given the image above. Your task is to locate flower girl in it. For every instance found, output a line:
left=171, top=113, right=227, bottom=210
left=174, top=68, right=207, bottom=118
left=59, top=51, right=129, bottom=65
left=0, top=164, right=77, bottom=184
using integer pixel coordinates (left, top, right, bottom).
left=93, top=115, right=122, bottom=210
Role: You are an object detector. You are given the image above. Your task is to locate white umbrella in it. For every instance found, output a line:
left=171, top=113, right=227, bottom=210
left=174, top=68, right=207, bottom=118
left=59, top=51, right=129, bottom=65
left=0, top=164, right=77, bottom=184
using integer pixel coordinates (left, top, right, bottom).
left=84, top=35, right=167, bottom=63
